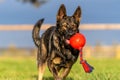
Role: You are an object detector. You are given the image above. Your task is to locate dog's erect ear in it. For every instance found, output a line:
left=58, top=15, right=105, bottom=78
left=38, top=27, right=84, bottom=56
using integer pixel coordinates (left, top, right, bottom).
left=57, top=4, right=66, bottom=21
left=73, top=6, right=81, bottom=23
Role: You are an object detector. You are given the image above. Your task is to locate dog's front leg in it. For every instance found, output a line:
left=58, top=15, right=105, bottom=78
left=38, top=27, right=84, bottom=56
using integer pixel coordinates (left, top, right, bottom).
left=48, top=59, right=62, bottom=80
left=60, top=67, right=72, bottom=79
left=60, top=62, right=73, bottom=80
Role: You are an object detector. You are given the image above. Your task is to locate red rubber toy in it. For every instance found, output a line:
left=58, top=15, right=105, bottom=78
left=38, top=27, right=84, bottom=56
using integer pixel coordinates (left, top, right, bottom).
left=69, top=33, right=94, bottom=73
left=69, top=33, right=86, bottom=50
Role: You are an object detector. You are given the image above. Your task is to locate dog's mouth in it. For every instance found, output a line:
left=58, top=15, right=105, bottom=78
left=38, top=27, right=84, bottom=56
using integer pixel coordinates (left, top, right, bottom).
left=64, top=33, right=76, bottom=45
left=64, top=35, right=71, bottom=45
left=64, top=30, right=79, bottom=45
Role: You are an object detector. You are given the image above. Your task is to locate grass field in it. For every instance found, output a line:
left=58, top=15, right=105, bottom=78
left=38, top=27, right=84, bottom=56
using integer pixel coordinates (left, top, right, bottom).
left=0, top=57, right=120, bottom=80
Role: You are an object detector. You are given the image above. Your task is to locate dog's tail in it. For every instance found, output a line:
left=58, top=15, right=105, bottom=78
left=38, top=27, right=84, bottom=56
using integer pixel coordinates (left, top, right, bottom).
left=32, top=18, right=44, bottom=47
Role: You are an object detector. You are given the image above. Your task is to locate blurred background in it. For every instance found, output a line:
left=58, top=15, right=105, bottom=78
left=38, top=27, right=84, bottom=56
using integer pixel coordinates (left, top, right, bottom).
left=0, top=0, right=120, bottom=58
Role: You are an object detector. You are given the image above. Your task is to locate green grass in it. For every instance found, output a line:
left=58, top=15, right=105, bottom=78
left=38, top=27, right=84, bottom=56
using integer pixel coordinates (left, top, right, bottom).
left=0, top=57, right=120, bottom=80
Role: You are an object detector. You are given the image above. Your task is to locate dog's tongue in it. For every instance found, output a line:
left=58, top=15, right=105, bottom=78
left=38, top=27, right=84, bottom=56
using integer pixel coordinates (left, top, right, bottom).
left=65, top=39, right=70, bottom=44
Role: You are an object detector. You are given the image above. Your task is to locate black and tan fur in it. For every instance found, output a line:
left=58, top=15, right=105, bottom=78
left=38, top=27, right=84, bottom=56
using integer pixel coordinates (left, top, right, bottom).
left=32, top=4, right=81, bottom=80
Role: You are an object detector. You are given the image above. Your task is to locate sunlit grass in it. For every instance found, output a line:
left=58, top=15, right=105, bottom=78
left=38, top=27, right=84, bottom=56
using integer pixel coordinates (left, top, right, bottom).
left=0, top=57, right=120, bottom=80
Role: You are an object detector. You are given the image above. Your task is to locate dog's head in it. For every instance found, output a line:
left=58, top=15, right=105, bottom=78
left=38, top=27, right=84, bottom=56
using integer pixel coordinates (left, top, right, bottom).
left=56, top=4, right=81, bottom=40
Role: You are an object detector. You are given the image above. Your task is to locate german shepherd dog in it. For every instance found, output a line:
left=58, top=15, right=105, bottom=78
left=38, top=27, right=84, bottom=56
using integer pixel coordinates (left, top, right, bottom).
left=32, top=4, right=81, bottom=80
